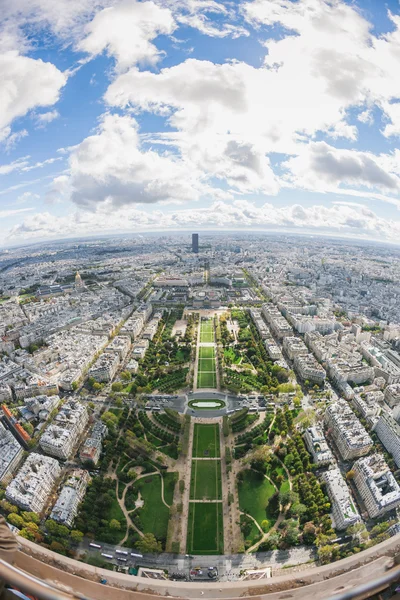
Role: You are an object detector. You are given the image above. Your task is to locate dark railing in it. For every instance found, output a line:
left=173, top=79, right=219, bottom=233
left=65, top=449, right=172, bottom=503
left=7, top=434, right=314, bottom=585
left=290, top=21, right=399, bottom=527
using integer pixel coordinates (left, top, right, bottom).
left=1, top=555, right=400, bottom=600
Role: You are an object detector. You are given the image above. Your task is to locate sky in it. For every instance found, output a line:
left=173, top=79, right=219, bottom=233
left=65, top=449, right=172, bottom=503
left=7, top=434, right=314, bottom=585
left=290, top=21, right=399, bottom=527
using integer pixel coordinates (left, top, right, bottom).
left=1, top=0, right=400, bottom=246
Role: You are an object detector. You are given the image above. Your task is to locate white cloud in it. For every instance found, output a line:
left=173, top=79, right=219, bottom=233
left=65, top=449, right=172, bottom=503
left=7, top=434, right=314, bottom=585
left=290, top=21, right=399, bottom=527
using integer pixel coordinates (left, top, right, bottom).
left=0, top=157, right=30, bottom=175
left=50, top=112, right=211, bottom=208
left=78, top=1, right=176, bottom=70
left=282, top=141, right=400, bottom=194
left=35, top=109, right=59, bottom=125
left=7, top=200, right=400, bottom=243
left=16, top=191, right=40, bottom=204
left=0, top=51, right=67, bottom=142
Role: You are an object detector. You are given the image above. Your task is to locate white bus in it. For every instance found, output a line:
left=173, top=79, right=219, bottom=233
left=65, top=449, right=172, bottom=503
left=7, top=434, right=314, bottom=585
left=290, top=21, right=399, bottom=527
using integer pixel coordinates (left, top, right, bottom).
left=116, top=550, right=128, bottom=556
left=117, top=557, right=128, bottom=562
left=131, top=552, right=143, bottom=559
left=101, top=553, right=113, bottom=559
left=89, top=543, right=102, bottom=549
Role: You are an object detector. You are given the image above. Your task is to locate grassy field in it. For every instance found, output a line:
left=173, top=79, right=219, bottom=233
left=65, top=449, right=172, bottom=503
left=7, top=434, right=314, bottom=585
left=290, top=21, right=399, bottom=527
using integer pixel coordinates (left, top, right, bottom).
left=200, top=319, right=214, bottom=343
left=187, top=502, right=224, bottom=554
left=197, top=346, right=217, bottom=389
left=190, top=459, right=222, bottom=500
left=163, top=472, right=178, bottom=506
left=199, top=346, right=215, bottom=359
left=238, top=469, right=277, bottom=530
left=198, top=357, right=216, bottom=370
left=192, top=423, right=220, bottom=458
left=130, top=474, right=171, bottom=542
left=197, top=371, right=216, bottom=387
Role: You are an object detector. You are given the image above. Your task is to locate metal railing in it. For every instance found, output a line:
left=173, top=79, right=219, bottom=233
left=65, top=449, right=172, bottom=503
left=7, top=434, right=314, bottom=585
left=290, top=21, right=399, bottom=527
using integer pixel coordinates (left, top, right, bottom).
left=1, top=555, right=400, bottom=600
left=0, top=559, right=86, bottom=600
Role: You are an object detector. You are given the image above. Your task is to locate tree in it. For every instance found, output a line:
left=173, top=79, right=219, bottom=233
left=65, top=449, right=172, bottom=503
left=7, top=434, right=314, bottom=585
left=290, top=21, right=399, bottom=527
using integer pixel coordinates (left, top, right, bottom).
left=93, top=382, right=102, bottom=392
left=7, top=513, right=24, bottom=528
left=21, top=511, right=40, bottom=524
left=109, top=519, right=121, bottom=530
left=346, top=469, right=355, bottom=480
left=70, top=530, right=84, bottom=543
left=303, top=522, right=317, bottom=545
left=112, top=382, right=123, bottom=392
left=261, top=519, right=270, bottom=532
left=136, top=533, right=162, bottom=554
left=50, top=541, right=66, bottom=555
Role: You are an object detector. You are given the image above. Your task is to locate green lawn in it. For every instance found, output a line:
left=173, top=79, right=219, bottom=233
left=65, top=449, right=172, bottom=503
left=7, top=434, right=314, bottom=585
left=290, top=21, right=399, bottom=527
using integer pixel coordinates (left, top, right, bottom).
left=199, top=346, right=215, bottom=359
left=163, top=472, right=178, bottom=506
left=238, top=469, right=277, bottom=529
left=187, top=502, right=224, bottom=554
left=190, top=460, right=222, bottom=500
left=197, top=371, right=216, bottom=388
left=130, top=474, right=171, bottom=541
left=192, top=423, right=220, bottom=458
left=198, top=358, right=216, bottom=371
left=200, top=320, right=214, bottom=343
left=224, top=347, right=241, bottom=364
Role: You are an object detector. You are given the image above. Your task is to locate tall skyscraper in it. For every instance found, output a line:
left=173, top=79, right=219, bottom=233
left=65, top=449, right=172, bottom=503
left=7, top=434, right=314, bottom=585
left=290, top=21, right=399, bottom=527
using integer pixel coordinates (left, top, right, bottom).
left=192, top=233, right=199, bottom=253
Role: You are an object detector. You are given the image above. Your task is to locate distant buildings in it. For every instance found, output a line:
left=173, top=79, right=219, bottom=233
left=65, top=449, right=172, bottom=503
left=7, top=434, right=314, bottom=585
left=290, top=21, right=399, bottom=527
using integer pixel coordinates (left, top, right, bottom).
left=192, top=233, right=199, bottom=254
left=353, top=454, right=400, bottom=518
left=322, top=468, right=361, bottom=530
left=324, top=400, right=373, bottom=460
left=50, top=470, right=90, bottom=527
left=6, top=453, right=61, bottom=513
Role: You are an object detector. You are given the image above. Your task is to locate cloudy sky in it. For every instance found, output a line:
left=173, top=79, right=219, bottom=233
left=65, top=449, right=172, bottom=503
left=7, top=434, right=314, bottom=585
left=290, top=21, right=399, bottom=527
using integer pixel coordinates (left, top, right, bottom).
left=1, top=0, right=400, bottom=245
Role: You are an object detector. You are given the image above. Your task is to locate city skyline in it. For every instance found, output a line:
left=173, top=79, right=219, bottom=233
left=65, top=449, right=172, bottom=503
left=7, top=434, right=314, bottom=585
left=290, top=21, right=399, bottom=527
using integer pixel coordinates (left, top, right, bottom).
left=1, top=0, right=400, bottom=244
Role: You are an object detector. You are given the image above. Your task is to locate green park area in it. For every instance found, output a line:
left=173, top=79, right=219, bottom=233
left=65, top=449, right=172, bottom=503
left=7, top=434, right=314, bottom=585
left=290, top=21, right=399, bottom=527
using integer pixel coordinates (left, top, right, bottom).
left=187, top=502, right=224, bottom=555
left=197, top=345, right=217, bottom=388
left=199, top=318, right=214, bottom=343
left=126, top=473, right=177, bottom=543
left=238, top=469, right=278, bottom=537
left=190, top=459, right=222, bottom=500
left=192, top=423, right=220, bottom=458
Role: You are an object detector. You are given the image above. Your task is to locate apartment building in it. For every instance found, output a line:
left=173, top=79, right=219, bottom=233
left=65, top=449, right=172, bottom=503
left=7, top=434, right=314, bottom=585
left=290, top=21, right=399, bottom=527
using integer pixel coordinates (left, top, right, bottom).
left=303, top=426, right=334, bottom=466
left=282, top=336, right=308, bottom=361
left=80, top=421, right=108, bottom=466
left=353, top=454, right=400, bottom=518
left=50, top=470, right=91, bottom=527
left=287, top=314, right=335, bottom=335
left=352, top=393, right=381, bottom=426
left=322, top=468, right=361, bottom=530
left=40, top=401, right=89, bottom=460
left=324, top=400, right=373, bottom=460
left=385, top=384, right=400, bottom=408
left=261, top=304, right=293, bottom=339
left=88, top=352, right=120, bottom=383
left=0, top=422, right=24, bottom=484
left=373, top=412, right=400, bottom=468
left=294, top=353, right=326, bottom=384
left=6, top=453, right=61, bottom=513
left=104, top=335, right=131, bottom=361
left=0, top=384, right=12, bottom=402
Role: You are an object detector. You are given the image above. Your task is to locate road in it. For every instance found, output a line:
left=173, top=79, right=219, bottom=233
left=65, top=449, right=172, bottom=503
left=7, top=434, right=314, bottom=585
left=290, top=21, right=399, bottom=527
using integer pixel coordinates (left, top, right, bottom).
left=78, top=538, right=315, bottom=581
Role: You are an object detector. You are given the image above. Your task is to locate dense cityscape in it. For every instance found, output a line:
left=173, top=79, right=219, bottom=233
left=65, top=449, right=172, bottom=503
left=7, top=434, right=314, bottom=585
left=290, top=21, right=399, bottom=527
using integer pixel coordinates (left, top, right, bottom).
left=0, top=232, right=400, bottom=586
